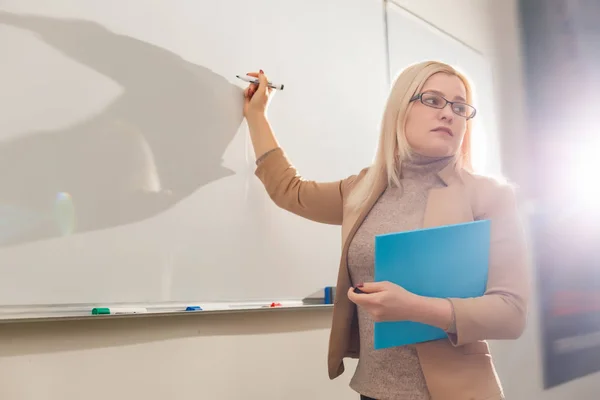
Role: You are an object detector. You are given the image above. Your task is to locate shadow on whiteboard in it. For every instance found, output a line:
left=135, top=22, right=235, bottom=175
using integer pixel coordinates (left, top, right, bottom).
left=0, top=12, right=244, bottom=247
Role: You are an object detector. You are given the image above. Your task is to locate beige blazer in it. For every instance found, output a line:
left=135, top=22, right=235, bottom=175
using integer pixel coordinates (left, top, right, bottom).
left=255, top=148, right=530, bottom=400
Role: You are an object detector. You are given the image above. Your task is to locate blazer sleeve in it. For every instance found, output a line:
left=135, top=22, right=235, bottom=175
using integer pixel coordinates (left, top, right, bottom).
left=254, top=147, right=354, bottom=225
left=447, top=182, right=531, bottom=346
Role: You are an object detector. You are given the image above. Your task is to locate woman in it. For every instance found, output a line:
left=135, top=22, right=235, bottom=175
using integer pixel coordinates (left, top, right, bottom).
left=243, top=61, right=529, bottom=400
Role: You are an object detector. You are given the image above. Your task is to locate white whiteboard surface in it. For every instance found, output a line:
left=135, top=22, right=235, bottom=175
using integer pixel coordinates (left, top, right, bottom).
left=0, top=0, right=389, bottom=311
left=386, top=2, right=502, bottom=177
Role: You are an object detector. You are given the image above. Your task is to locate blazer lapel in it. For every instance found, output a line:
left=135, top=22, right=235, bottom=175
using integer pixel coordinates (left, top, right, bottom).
left=342, top=173, right=387, bottom=264
left=335, top=170, right=387, bottom=297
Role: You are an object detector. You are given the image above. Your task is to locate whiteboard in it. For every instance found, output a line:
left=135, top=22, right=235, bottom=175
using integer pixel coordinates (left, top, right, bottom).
left=386, top=2, right=502, bottom=176
left=0, top=0, right=389, bottom=313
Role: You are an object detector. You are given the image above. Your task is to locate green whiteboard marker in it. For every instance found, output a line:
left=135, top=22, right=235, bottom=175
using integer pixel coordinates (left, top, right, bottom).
left=92, top=307, right=147, bottom=315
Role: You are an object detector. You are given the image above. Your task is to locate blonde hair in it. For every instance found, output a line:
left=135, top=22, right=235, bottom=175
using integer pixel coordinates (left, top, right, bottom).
left=346, top=60, right=474, bottom=211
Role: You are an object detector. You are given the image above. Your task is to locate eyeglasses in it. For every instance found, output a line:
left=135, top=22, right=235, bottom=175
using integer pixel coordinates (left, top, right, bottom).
left=410, top=92, right=476, bottom=120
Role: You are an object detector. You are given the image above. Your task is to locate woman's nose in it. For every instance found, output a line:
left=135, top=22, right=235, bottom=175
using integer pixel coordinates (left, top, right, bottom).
left=439, top=104, right=454, bottom=122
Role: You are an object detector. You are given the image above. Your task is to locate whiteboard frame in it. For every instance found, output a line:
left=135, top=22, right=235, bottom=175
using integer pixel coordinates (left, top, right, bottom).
left=0, top=302, right=333, bottom=324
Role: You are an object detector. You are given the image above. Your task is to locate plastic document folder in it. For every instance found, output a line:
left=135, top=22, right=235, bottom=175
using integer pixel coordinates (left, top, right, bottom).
left=373, top=220, right=491, bottom=350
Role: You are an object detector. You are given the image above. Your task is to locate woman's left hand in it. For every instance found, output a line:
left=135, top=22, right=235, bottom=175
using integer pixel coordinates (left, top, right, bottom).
left=347, top=281, right=421, bottom=322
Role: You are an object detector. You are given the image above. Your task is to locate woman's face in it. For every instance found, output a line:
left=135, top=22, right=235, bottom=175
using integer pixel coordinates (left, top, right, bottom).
left=404, top=73, right=471, bottom=158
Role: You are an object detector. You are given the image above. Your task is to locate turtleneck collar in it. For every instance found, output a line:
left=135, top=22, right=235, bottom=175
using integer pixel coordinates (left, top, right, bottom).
left=399, top=151, right=455, bottom=180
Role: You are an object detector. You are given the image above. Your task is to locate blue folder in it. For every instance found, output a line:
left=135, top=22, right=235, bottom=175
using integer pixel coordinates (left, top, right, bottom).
left=373, top=220, right=490, bottom=350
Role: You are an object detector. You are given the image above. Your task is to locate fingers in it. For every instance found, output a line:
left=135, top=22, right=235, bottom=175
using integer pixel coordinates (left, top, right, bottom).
left=244, top=86, right=257, bottom=104
left=247, top=83, right=257, bottom=98
left=258, top=70, right=275, bottom=96
left=244, top=79, right=258, bottom=100
left=244, top=70, right=267, bottom=100
left=243, top=70, right=274, bottom=108
left=358, top=281, right=387, bottom=293
left=348, top=287, right=382, bottom=309
left=347, top=285, right=371, bottom=301
left=257, top=69, right=268, bottom=91
left=246, top=70, right=271, bottom=91
left=245, top=69, right=265, bottom=78
left=347, top=287, right=363, bottom=304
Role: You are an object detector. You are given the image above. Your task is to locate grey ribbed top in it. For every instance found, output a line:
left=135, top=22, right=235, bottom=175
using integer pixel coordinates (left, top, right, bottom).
left=347, top=153, right=453, bottom=400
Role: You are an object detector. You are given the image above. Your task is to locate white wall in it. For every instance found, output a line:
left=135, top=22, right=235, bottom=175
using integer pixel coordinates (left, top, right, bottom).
left=1, top=1, right=598, bottom=399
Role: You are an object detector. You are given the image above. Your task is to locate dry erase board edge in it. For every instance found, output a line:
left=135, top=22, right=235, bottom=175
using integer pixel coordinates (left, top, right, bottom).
left=385, top=0, right=484, bottom=56
left=0, top=303, right=333, bottom=324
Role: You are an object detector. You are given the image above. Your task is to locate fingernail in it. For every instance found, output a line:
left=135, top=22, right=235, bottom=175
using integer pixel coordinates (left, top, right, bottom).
left=356, top=283, right=364, bottom=288
left=259, top=69, right=264, bottom=74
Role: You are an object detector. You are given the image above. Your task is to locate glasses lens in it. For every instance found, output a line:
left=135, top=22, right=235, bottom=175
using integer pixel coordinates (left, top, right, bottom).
left=421, top=93, right=475, bottom=119
left=451, top=103, right=475, bottom=118
left=420, top=93, right=445, bottom=108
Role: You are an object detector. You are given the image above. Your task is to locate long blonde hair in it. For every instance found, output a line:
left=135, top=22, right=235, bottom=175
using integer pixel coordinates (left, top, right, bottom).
left=346, top=60, right=474, bottom=211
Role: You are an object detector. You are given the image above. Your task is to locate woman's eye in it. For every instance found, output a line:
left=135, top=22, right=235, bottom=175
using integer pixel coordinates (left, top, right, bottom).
left=424, top=96, right=441, bottom=105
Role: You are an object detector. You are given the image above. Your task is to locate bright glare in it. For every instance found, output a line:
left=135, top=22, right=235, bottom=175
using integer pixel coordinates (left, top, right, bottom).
left=569, top=139, right=600, bottom=212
